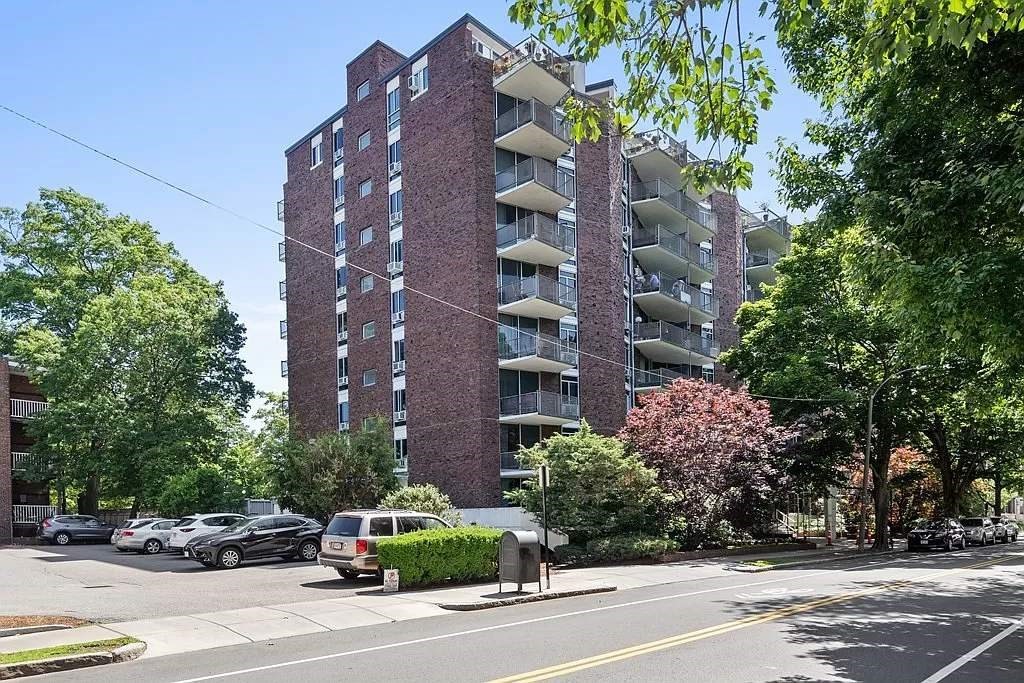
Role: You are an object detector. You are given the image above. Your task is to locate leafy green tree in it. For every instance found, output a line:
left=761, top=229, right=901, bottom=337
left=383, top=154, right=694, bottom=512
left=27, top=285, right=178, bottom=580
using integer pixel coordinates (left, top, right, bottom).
left=0, top=189, right=253, bottom=515
left=157, top=463, right=245, bottom=518
left=276, top=419, right=398, bottom=522
left=505, top=421, right=666, bottom=545
left=379, top=484, right=461, bottom=526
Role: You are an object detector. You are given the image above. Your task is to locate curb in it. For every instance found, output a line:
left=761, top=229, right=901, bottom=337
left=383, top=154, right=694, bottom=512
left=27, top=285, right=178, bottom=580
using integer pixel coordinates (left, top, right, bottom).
left=732, top=548, right=903, bottom=573
left=0, top=625, right=72, bottom=639
left=439, top=585, right=616, bottom=611
left=0, top=641, right=146, bottom=680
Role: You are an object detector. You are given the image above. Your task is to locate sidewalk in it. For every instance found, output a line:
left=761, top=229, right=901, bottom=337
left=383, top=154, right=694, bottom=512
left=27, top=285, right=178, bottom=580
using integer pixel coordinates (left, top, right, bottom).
left=0, top=542, right=886, bottom=660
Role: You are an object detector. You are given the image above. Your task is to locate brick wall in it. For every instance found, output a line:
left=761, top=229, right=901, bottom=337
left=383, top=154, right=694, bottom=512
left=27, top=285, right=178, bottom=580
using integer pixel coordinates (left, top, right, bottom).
left=576, top=126, right=627, bottom=434
left=0, top=359, right=11, bottom=544
left=711, top=190, right=743, bottom=382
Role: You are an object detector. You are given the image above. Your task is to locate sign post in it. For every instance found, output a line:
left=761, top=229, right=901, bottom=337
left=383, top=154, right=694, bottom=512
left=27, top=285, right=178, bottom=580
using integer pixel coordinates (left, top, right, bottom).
left=539, top=463, right=550, bottom=590
left=382, top=568, right=400, bottom=593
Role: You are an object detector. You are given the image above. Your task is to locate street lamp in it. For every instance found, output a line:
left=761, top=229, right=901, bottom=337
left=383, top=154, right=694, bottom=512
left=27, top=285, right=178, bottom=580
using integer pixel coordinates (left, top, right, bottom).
left=858, top=366, right=927, bottom=551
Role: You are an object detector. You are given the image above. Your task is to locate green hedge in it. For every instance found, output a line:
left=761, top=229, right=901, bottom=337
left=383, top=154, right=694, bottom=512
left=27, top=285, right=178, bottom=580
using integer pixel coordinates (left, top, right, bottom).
left=376, top=527, right=503, bottom=587
left=555, top=535, right=680, bottom=566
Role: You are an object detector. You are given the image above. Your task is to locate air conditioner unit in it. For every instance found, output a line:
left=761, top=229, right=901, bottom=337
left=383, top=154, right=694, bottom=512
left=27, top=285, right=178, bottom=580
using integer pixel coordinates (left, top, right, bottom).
left=333, top=148, right=344, bottom=162
left=334, top=195, right=345, bottom=209
left=408, top=75, right=422, bottom=95
left=335, top=240, right=346, bottom=256
left=338, top=376, right=348, bottom=389
left=336, top=285, right=347, bottom=301
left=388, top=161, right=402, bottom=176
left=389, top=211, right=403, bottom=226
left=387, top=260, right=404, bottom=274
left=338, top=330, right=348, bottom=342
left=392, top=310, right=406, bottom=324
left=393, top=410, right=407, bottom=423
left=339, top=421, right=349, bottom=432
left=392, top=360, right=406, bottom=374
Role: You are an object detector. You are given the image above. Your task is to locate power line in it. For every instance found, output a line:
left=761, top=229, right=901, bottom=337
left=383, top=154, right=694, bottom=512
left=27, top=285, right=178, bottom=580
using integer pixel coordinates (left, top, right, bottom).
left=1, top=102, right=845, bottom=407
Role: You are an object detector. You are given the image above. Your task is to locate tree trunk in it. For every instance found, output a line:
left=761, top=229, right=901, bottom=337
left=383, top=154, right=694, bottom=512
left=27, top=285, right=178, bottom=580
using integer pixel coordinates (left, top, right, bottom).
left=873, top=476, right=891, bottom=550
left=57, top=485, right=67, bottom=515
left=130, top=495, right=141, bottom=518
left=994, top=471, right=1002, bottom=515
left=81, top=474, right=100, bottom=515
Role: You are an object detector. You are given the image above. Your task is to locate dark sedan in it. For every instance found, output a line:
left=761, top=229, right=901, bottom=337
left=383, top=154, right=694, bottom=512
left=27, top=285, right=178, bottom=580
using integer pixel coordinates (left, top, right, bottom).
left=186, top=515, right=324, bottom=569
left=907, top=518, right=966, bottom=551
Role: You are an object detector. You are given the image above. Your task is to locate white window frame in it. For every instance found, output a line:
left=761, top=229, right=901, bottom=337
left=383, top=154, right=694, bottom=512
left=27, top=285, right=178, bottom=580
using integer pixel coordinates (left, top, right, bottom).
left=363, top=369, right=377, bottom=387
left=360, top=274, right=374, bottom=293
left=310, top=138, right=322, bottom=168
left=359, top=226, right=373, bottom=246
left=362, top=321, right=376, bottom=339
left=359, top=179, right=372, bottom=198
left=356, top=79, right=370, bottom=101
left=386, top=88, right=401, bottom=130
left=357, top=130, right=371, bottom=151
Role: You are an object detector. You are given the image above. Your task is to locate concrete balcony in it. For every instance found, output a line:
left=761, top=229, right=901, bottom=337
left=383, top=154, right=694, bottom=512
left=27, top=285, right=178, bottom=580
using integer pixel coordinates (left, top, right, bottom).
left=495, top=98, right=571, bottom=161
left=496, top=214, right=574, bottom=267
left=11, top=451, right=30, bottom=471
left=632, top=225, right=717, bottom=285
left=633, top=273, right=720, bottom=325
left=497, top=275, right=576, bottom=320
left=623, top=130, right=701, bottom=183
left=746, top=248, right=782, bottom=287
left=492, top=37, right=572, bottom=106
left=633, top=321, right=719, bottom=365
left=631, top=180, right=716, bottom=243
left=499, top=391, right=579, bottom=426
left=10, top=399, right=48, bottom=420
left=743, top=209, right=791, bottom=253
left=496, top=157, right=573, bottom=214
left=634, top=367, right=690, bottom=393
left=498, top=328, right=578, bottom=373
left=500, top=450, right=534, bottom=476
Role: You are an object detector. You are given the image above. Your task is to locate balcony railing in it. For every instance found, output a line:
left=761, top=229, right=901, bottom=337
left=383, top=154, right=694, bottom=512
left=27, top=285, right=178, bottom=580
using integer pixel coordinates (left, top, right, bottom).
left=498, top=328, right=579, bottom=366
left=746, top=248, right=782, bottom=268
left=394, top=456, right=408, bottom=472
left=12, top=505, right=58, bottom=524
left=623, top=130, right=701, bottom=166
left=496, top=214, right=575, bottom=254
left=10, top=399, right=48, bottom=419
left=634, top=321, right=717, bottom=358
left=742, top=210, right=791, bottom=240
left=499, top=391, right=579, bottom=420
left=11, top=451, right=30, bottom=470
left=278, top=241, right=286, bottom=262
left=495, top=157, right=573, bottom=198
left=277, top=199, right=285, bottom=222
left=634, top=273, right=720, bottom=318
left=634, top=367, right=688, bottom=390
left=631, top=225, right=718, bottom=278
left=631, top=180, right=716, bottom=234
left=497, top=274, right=577, bottom=310
left=500, top=451, right=530, bottom=471
left=492, top=36, right=572, bottom=88
left=495, top=98, right=569, bottom=143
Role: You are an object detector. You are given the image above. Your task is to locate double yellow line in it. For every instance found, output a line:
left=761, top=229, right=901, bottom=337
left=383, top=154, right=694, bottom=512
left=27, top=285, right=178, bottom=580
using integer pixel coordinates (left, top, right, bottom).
left=489, top=554, right=1011, bottom=682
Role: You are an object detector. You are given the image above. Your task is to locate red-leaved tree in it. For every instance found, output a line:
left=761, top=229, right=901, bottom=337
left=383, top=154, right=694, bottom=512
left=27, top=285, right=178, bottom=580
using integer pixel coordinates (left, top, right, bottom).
left=620, top=379, right=791, bottom=547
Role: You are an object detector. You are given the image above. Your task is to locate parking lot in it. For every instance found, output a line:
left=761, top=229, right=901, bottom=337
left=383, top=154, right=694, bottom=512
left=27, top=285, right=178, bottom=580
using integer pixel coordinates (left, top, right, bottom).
left=0, top=542, right=376, bottom=622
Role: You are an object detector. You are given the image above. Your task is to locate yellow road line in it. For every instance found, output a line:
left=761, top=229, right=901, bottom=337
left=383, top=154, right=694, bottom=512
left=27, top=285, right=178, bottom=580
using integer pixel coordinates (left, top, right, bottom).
left=488, top=554, right=1012, bottom=683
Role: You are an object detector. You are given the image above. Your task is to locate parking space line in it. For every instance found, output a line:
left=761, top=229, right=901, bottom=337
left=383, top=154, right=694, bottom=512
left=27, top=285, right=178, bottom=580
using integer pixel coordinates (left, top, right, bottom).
left=919, top=615, right=1024, bottom=683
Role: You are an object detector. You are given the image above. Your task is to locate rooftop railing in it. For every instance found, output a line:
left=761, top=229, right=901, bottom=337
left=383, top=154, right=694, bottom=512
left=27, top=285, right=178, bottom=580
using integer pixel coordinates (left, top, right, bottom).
left=623, top=130, right=702, bottom=166
left=492, top=36, right=572, bottom=87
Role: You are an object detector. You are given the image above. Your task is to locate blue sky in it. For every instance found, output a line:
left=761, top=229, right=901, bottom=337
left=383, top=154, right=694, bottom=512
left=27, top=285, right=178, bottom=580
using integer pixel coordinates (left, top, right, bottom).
left=0, top=1, right=819, bottom=397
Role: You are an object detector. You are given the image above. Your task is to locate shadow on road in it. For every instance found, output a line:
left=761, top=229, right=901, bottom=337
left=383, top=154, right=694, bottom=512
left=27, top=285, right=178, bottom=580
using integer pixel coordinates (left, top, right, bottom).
left=20, top=544, right=324, bottom=574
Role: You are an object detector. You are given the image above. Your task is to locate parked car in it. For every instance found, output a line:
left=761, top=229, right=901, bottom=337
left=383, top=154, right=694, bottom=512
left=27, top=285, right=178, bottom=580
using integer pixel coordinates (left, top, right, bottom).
left=960, top=517, right=996, bottom=545
left=37, top=515, right=117, bottom=545
left=317, top=509, right=451, bottom=580
left=185, top=515, right=324, bottom=569
left=167, top=513, right=247, bottom=553
left=907, top=518, right=966, bottom=551
left=115, top=518, right=177, bottom=554
left=111, top=518, right=159, bottom=549
left=990, top=517, right=1019, bottom=543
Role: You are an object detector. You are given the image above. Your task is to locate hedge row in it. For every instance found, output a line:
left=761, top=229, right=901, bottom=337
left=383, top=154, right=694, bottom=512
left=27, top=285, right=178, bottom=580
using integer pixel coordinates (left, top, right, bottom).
left=554, top=535, right=680, bottom=565
left=376, top=527, right=503, bottom=587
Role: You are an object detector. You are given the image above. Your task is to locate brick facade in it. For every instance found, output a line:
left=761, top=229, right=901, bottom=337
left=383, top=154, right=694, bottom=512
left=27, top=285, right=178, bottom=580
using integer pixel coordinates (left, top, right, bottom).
left=711, top=191, right=743, bottom=370
left=0, top=359, right=11, bottom=544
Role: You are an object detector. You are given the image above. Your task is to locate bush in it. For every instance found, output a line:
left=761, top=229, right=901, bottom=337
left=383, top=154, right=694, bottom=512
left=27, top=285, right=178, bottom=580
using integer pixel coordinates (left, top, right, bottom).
left=379, top=484, right=461, bottom=526
left=376, top=527, right=503, bottom=587
left=554, top=535, right=679, bottom=566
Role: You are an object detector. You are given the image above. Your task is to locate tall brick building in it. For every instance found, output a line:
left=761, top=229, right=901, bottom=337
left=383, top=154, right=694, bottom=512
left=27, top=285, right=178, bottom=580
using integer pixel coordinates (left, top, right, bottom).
left=1, top=359, right=50, bottom=544
left=278, top=14, right=789, bottom=508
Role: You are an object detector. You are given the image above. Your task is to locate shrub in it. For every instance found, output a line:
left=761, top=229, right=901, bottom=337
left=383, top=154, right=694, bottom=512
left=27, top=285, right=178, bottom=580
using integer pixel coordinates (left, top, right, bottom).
left=376, top=527, right=503, bottom=587
left=553, top=544, right=588, bottom=565
left=379, top=484, right=461, bottom=526
left=554, top=535, right=679, bottom=566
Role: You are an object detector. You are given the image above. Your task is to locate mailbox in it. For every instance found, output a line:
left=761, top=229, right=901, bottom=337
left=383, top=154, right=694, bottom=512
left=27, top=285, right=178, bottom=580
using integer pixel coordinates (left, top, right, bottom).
left=498, top=529, right=542, bottom=593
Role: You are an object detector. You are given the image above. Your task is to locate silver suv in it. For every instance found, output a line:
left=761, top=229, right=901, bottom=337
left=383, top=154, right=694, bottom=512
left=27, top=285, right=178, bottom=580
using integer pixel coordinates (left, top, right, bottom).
left=961, top=517, right=996, bottom=545
left=318, top=509, right=450, bottom=579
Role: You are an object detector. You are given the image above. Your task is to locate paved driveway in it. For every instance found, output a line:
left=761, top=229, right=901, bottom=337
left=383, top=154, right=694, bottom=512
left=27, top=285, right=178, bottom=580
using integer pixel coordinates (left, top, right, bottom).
left=0, top=542, right=374, bottom=622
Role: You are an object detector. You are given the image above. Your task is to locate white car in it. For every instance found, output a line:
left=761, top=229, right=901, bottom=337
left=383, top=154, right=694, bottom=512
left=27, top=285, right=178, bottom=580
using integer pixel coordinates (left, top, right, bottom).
left=115, top=518, right=177, bottom=554
left=167, top=513, right=246, bottom=553
left=111, top=518, right=159, bottom=549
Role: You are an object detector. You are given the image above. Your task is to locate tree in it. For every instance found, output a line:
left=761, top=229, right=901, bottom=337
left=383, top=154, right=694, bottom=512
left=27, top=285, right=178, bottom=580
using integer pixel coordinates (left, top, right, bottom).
left=506, top=421, right=666, bottom=545
left=849, top=447, right=940, bottom=533
left=0, top=189, right=253, bottom=515
left=379, top=484, right=461, bottom=526
left=619, top=379, right=790, bottom=547
left=157, top=463, right=245, bottom=519
left=276, top=419, right=398, bottom=522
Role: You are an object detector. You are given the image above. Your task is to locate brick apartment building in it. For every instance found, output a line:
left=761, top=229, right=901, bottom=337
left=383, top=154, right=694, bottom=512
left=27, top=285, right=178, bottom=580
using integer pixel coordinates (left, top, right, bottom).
left=1, top=358, right=50, bottom=544
left=278, top=14, right=791, bottom=508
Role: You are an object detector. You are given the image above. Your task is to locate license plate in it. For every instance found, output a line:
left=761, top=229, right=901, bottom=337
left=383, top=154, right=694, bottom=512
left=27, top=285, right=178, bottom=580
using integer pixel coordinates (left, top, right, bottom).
left=184, top=548, right=192, bottom=557
left=330, top=541, right=344, bottom=550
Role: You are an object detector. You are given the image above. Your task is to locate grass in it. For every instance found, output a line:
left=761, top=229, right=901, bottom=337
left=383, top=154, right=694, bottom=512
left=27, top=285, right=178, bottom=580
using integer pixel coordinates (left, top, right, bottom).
left=744, top=558, right=788, bottom=567
left=0, top=637, right=138, bottom=665
left=0, top=615, right=89, bottom=629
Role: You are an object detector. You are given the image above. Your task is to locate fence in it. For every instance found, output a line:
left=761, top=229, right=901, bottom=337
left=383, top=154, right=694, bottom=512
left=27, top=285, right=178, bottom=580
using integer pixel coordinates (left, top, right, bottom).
left=12, top=505, right=59, bottom=524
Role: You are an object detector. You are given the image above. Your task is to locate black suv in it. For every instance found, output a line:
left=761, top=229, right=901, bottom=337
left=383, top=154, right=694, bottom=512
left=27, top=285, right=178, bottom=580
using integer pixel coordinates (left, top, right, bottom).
left=907, top=518, right=966, bottom=551
left=187, top=515, right=324, bottom=569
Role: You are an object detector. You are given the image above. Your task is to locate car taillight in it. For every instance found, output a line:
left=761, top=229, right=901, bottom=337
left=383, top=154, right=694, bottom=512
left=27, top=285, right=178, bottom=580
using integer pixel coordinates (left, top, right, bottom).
left=355, top=539, right=368, bottom=555
left=122, top=530, right=134, bottom=536
left=42, top=519, right=51, bottom=528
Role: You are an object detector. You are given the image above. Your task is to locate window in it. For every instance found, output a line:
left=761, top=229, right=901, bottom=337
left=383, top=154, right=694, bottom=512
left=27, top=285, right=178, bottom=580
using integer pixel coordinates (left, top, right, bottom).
left=394, top=437, right=408, bottom=464
left=310, top=139, right=322, bottom=167
left=472, top=38, right=494, bottom=59
left=369, top=516, right=394, bottom=536
left=359, top=226, right=373, bottom=246
left=334, top=177, right=345, bottom=205
left=336, top=266, right=347, bottom=289
left=410, top=65, right=429, bottom=97
left=390, top=239, right=403, bottom=265
left=559, top=269, right=577, bottom=293
left=280, top=360, right=288, bottom=377
left=393, top=388, right=406, bottom=414
left=356, top=79, right=370, bottom=101
left=559, top=322, right=578, bottom=351
left=279, top=320, right=288, bottom=339
left=702, top=367, right=715, bottom=383
left=387, top=89, right=401, bottom=130
left=360, top=274, right=374, bottom=292
left=338, top=357, right=348, bottom=381
left=397, top=517, right=423, bottom=534
left=279, top=281, right=287, bottom=299
left=388, top=140, right=401, bottom=173
left=561, top=376, right=579, bottom=401
left=389, top=189, right=403, bottom=216
left=393, top=339, right=405, bottom=363
left=335, top=222, right=346, bottom=249
left=391, top=289, right=405, bottom=315
left=337, top=311, right=347, bottom=335
left=363, top=369, right=377, bottom=386
left=333, top=129, right=344, bottom=162
left=557, top=165, right=575, bottom=197
left=357, top=130, right=371, bottom=151
left=362, top=321, right=376, bottom=339
left=339, top=401, right=349, bottom=426
left=359, top=179, right=372, bottom=197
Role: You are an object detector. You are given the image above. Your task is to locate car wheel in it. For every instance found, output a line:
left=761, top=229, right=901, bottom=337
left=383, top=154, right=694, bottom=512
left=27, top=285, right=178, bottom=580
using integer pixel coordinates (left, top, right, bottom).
left=297, top=540, right=319, bottom=562
left=336, top=568, right=360, bottom=580
left=217, top=547, right=242, bottom=569
left=143, top=539, right=162, bottom=555
left=53, top=532, right=71, bottom=546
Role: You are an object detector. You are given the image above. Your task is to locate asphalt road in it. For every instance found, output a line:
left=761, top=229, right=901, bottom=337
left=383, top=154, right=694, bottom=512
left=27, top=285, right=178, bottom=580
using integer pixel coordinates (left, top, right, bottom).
left=0, top=542, right=374, bottom=621
left=36, top=543, right=1024, bottom=683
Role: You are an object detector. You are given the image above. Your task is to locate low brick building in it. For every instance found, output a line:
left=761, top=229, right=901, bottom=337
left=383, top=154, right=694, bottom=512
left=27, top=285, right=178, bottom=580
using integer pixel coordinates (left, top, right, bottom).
left=1, top=359, right=50, bottom=544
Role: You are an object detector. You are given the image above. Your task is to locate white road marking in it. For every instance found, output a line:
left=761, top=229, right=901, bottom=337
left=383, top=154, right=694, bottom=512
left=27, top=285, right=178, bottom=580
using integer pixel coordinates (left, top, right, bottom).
left=166, top=555, right=914, bottom=683
left=919, top=615, right=1024, bottom=683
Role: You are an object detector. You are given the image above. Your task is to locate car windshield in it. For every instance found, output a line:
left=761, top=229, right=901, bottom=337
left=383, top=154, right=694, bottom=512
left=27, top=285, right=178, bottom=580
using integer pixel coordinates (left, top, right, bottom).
left=917, top=520, right=947, bottom=530
left=219, top=518, right=257, bottom=533
left=961, top=518, right=983, bottom=527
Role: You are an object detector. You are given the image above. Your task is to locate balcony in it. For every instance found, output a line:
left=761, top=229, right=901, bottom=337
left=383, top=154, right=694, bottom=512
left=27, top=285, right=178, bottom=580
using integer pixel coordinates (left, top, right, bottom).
left=631, top=225, right=717, bottom=284
left=278, top=241, right=286, bottom=262
left=633, top=322, right=719, bottom=365
left=500, top=450, right=534, bottom=475
left=492, top=37, right=572, bottom=106
left=633, top=273, right=720, bottom=325
left=623, top=130, right=701, bottom=183
left=497, top=275, right=576, bottom=319
left=746, top=248, right=781, bottom=287
left=277, top=199, right=285, bottom=222
left=11, top=451, right=30, bottom=471
left=496, top=214, right=574, bottom=267
left=498, top=328, right=578, bottom=373
left=499, top=391, right=579, bottom=426
left=631, top=180, right=716, bottom=243
left=634, top=367, right=689, bottom=393
left=10, top=399, right=48, bottom=420
left=743, top=209, right=791, bottom=253
left=495, top=99, right=571, bottom=161
left=394, top=456, right=408, bottom=472
left=496, top=157, right=573, bottom=214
